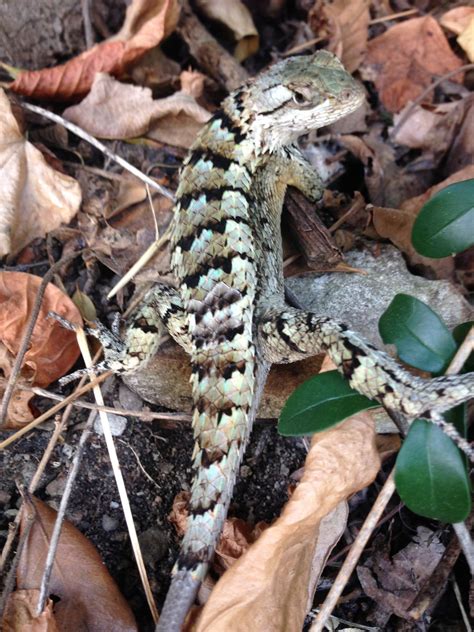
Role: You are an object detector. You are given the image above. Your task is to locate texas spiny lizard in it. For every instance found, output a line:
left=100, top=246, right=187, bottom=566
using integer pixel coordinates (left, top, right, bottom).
left=63, top=52, right=473, bottom=630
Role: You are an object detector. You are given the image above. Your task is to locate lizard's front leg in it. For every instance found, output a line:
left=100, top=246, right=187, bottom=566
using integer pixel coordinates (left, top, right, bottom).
left=56, top=283, right=190, bottom=383
left=280, top=146, right=324, bottom=203
left=258, top=306, right=474, bottom=459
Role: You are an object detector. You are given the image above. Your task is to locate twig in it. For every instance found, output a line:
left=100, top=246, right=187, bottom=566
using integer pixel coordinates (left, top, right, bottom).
left=36, top=409, right=96, bottom=614
left=0, top=372, right=110, bottom=450
left=310, top=470, right=396, bottom=632
left=369, top=9, right=419, bottom=25
left=391, top=64, right=474, bottom=138
left=74, top=327, right=159, bottom=622
left=81, top=0, right=94, bottom=48
left=0, top=249, right=85, bottom=425
left=283, top=37, right=325, bottom=57
left=452, top=522, right=474, bottom=576
left=21, top=102, right=175, bottom=202
left=23, top=385, right=192, bottom=424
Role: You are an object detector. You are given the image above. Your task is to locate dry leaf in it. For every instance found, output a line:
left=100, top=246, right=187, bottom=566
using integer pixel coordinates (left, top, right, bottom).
left=194, top=0, right=259, bottom=62
left=8, top=0, right=179, bottom=100
left=2, top=590, right=59, bottom=632
left=63, top=71, right=211, bottom=148
left=440, top=6, right=474, bottom=35
left=363, top=16, right=464, bottom=113
left=457, top=17, right=474, bottom=62
left=309, top=0, right=369, bottom=72
left=391, top=97, right=469, bottom=153
left=194, top=414, right=380, bottom=632
left=17, top=496, right=137, bottom=632
left=357, top=527, right=444, bottom=622
left=0, top=272, right=81, bottom=427
left=0, top=90, right=81, bottom=256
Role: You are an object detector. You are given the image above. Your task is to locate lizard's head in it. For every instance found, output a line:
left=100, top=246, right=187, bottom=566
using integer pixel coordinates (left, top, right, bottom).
left=241, top=51, right=365, bottom=151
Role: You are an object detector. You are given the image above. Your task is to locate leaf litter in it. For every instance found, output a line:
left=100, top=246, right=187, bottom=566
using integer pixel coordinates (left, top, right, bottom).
left=1, top=1, right=474, bottom=630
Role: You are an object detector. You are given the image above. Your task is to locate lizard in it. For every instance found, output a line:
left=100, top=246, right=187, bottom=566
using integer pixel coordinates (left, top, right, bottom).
left=56, top=51, right=474, bottom=631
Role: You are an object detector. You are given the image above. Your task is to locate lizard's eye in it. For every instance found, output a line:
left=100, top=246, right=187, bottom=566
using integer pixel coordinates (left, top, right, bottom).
left=292, top=90, right=309, bottom=106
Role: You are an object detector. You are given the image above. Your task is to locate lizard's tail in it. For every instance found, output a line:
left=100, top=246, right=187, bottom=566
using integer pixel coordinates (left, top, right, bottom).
left=156, top=336, right=259, bottom=631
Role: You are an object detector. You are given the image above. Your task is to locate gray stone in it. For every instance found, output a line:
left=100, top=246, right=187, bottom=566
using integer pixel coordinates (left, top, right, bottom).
left=94, top=413, right=127, bottom=437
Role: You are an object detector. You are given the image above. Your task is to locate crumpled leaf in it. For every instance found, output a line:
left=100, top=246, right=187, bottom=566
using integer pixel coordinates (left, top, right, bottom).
left=194, top=0, right=259, bottom=62
left=8, top=0, right=180, bottom=100
left=357, top=527, right=444, bottom=623
left=309, top=0, right=369, bottom=72
left=363, top=16, right=463, bottom=113
left=457, top=17, right=474, bottom=62
left=0, top=272, right=81, bottom=427
left=17, top=496, right=137, bottom=632
left=0, top=90, right=81, bottom=256
left=2, top=589, right=59, bottom=632
left=441, top=6, right=474, bottom=35
left=63, top=71, right=211, bottom=148
left=391, top=97, right=470, bottom=154
left=194, top=414, right=380, bottom=632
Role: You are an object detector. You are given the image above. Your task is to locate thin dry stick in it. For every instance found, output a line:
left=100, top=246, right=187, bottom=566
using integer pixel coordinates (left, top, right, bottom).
left=391, top=63, right=474, bottom=137
left=369, top=8, right=418, bottom=25
left=24, top=386, right=192, bottom=424
left=310, top=470, right=396, bottom=632
left=0, top=249, right=85, bottom=425
left=36, top=409, right=96, bottom=614
left=0, top=351, right=101, bottom=575
left=311, top=327, right=474, bottom=630
left=21, top=102, right=175, bottom=202
left=74, top=327, right=159, bottom=623
left=0, top=372, right=110, bottom=450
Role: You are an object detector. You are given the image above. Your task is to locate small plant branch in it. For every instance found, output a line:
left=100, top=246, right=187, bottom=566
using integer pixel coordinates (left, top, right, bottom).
left=0, top=249, right=86, bottom=426
left=310, top=470, right=396, bottom=632
left=22, top=102, right=175, bottom=202
left=36, top=409, right=96, bottom=614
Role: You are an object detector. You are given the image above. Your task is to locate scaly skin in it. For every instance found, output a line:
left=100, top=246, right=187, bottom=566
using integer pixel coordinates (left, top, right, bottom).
left=60, top=51, right=474, bottom=631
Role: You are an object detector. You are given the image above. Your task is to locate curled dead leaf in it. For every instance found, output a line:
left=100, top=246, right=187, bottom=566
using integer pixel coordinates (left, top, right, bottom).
left=0, top=90, right=81, bottom=256
left=440, top=6, right=474, bottom=36
left=17, top=496, right=137, bottom=632
left=8, top=0, right=180, bottom=100
left=194, top=414, right=380, bottom=632
left=194, top=0, right=259, bottom=62
left=0, top=272, right=81, bottom=427
left=2, top=589, right=59, bottom=632
left=63, top=72, right=211, bottom=148
left=363, top=16, right=464, bottom=113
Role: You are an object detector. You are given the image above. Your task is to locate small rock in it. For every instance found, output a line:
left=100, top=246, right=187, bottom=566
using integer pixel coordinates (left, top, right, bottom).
left=102, top=514, right=119, bottom=532
left=138, top=527, right=169, bottom=567
left=94, top=413, right=127, bottom=436
left=46, top=475, right=67, bottom=497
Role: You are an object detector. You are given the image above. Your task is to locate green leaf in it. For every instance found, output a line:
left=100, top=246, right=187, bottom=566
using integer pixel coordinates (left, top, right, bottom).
left=278, top=370, right=378, bottom=436
left=395, top=417, right=471, bottom=523
left=412, top=179, right=474, bottom=258
left=452, top=321, right=474, bottom=373
left=379, top=294, right=456, bottom=373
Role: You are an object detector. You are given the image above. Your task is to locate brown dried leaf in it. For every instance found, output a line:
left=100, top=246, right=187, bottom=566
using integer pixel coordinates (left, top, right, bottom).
left=458, top=17, right=474, bottom=62
left=17, top=496, right=137, bottom=632
left=0, top=272, right=81, bottom=426
left=0, top=90, right=81, bottom=256
left=309, top=0, right=369, bottom=72
left=2, top=590, right=59, bottom=632
left=8, top=0, right=179, bottom=100
left=391, top=98, right=468, bottom=153
left=363, top=16, right=464, bottom=113
left=194, top=0, right=259, bottom=62
left=63, top=71, right=210, bottom=148
left=194, top=415, right=380, bottom=632
left=440, top=6, right=474, bottom=35
left=357, top=527, right=444, bottom=621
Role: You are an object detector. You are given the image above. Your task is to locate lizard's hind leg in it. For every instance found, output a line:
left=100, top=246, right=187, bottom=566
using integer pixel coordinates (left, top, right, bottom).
left=258, top=306, right=474, bottom=460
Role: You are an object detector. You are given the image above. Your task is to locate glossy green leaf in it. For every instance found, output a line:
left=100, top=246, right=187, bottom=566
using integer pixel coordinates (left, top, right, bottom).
left=379, top=294, right=456, bottom=373
left=452, top=321, right=474, bottom=373
left=412, top=179, right=474, bottom=258
left=278, top=370, right=378, bottom=436
left=395, top=417, right=470, bottom=523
